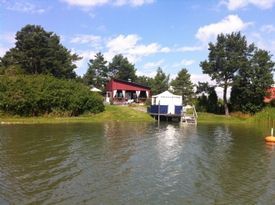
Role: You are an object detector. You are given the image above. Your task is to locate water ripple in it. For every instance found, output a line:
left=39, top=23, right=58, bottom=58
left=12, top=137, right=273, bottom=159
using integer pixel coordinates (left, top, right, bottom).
left=0, top=123, right=274, bottom=204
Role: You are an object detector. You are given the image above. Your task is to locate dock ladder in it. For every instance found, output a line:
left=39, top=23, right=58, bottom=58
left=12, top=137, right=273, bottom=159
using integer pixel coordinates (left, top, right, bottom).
left=181, top=105, right=198, bottom=124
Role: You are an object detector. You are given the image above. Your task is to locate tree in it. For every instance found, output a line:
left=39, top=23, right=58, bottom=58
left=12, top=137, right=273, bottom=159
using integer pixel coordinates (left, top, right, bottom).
left=170, top=68, right=194, bottom=104
left=207, top=86, right=218, bottom=113
left=108, top=54, right=137, bottom=81
left=0, top=24, right=81, bottom=78
left=136, top=75, right=154, bottom=87
left=200, top=32, right=248, bottom=115
left=231, top=49, right=274, bottom=113
left=83, top=52, right=108, bottom=90
left=196, top=82, right=218, bottom=113
left=151, top=67, right=169, bottom=94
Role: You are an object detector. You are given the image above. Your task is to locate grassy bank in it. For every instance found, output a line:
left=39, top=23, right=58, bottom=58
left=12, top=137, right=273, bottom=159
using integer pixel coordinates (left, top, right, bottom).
left=197, top=112, right=247, bottom=123
left=248, top=107, right=275, bottom=123
left=198, top=107, right=275, bottom=124
left=1, top=105, right=274, bottom=125
left=0, top=105, right=154, bottom=124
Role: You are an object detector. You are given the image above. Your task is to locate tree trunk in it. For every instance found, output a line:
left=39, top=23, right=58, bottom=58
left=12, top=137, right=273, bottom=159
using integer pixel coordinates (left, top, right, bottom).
left=223, top=83, right=229, bottom=116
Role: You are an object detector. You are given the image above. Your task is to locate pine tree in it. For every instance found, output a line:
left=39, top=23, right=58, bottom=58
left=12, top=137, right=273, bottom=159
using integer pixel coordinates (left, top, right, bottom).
left=83, top=52, right=108, bottom=90
left=200, top=32, right=248, bottom=115
left=171, top=68, right=194, bottom=104
left=108, top=54, right=137, bottom=81
left=0, top=24, right=81, bottom=78
left=151, top=67, right=169, bottom=94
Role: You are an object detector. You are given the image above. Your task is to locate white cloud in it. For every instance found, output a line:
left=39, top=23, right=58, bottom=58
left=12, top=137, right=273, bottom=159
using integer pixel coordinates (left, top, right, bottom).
left=136, top=70, right=156, bottom=77
left=160, top=47, right=171, bottom=52
left=190, top=74, right=212, bottom=85
left=143, top=60, right=164, bottom=69
left=61, top=0, right=109, bottom=7
left=190, top=74, right=230, bottom=99
left=70, top=34, right=102, bottom=44
left=61, top=0, right=154, bottom=7
left=2, top=1, right=46, bottom=14
left=172, top=59, right=195, bottom=68
left=114, top=0, right=154, bottom=6
left=247, top=32, right=275, bottom=53
left=73, top=49, right=97, bottom=75
left=0, top=32, right=16, bottom=44
left=0, top=45, right=9, bottom=57
left=0, top=32, right=15, bottom=57
left=104, top=34, right=170, bottom=63
left=261, top=24, right=275, bottom=33
left=196, top=15, right=251, bottom=43
left=176, top=46, right=203, bottom=52
left=222, top=0, right=275, bottom=10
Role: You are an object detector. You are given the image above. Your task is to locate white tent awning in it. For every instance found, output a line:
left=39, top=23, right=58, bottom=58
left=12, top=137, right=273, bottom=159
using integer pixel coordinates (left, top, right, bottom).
left=90, top=87, right=102, bottom=92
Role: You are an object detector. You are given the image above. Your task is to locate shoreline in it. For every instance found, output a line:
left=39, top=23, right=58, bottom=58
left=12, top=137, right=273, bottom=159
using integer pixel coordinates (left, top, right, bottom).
left=0, top=105, right=155, bottom=124
left=0, top=106, right=274, bottom=125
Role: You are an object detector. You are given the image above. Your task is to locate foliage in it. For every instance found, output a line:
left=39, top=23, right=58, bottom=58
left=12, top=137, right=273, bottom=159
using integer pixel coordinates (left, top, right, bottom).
left=270, top=99, right=275, bottom=107
left=151, top=67, right=169, bottom=95
left=230, top=49, right=274, bottom=113
left=170, top=68, right=194, bottom=104
left=249, top=107, right=275, bottom=122
left=0, top=24, right=81, bottom=78
left=136, top=75, right=154, bottom=88
left=83, top=52, right=108, bottom=90
left=108, top=54, right=137, bottom=81
left=196, top=82, right=219, bottom=113
left=200, top=32, right=249, bottom=115
left=195, top=94, right=207, bottom=112
left=0, top=75, right=104, bottom=116
left=197, top=112, right=247, bottom=123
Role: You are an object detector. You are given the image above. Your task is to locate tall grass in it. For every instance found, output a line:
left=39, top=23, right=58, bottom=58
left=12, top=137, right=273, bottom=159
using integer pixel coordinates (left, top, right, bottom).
left=250, top=107, right=275, bottom=122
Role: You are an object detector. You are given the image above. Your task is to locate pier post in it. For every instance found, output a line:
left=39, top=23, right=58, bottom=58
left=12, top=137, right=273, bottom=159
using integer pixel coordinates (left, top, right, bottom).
left=158, top=101, right=160, bottom=126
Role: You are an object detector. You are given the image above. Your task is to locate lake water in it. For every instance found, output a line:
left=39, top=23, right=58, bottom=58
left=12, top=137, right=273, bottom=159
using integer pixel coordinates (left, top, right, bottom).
left=0, top=122, right=274, bottom=204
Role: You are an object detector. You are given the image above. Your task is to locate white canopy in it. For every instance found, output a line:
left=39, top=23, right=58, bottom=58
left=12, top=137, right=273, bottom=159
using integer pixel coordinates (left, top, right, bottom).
left=151, top=91, right=182, bottom=114
left=90, top=87, right=102, bottom=92
left=152, top=90, right=181, bottom=98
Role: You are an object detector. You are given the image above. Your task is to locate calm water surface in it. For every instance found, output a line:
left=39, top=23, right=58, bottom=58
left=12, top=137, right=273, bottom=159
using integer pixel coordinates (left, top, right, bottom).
left=0, top=122, right=274, bottom=204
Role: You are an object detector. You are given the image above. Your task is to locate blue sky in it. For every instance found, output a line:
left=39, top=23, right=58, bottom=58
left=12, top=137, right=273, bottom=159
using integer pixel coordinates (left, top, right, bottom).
left=1, top=0, right=275, bottom=85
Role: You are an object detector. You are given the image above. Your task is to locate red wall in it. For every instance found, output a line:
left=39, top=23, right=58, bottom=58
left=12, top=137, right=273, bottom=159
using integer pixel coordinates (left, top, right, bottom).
left=264, top=87, right=275, bottom=103
left=106, top=79, right=150, bottom=92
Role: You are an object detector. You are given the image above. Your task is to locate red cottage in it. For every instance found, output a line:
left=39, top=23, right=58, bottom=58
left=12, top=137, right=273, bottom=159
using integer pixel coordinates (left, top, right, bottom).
left=264, top=87, right=275, bottom=103
left=105, top=79, right=151, bottom=104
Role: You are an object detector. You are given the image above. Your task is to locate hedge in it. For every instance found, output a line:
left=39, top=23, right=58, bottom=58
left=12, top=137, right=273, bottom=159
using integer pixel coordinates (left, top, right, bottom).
left=0, top=75, right=104, bottom=116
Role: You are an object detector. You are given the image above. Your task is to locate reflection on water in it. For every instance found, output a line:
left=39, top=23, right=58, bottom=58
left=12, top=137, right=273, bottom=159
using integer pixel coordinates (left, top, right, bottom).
left=0, top=122, right=274, bottom=204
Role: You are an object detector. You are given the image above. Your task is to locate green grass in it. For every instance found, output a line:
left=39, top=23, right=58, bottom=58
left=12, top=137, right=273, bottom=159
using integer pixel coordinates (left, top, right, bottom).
left=198, top=107, right=275, bottom=124
left=1, top=105, right=274, bottom=125
left=248, top=107, right=275, bottom=123
left=0, top=105, right=154, bottom=124
left=197, top=112, right=247, bottom=123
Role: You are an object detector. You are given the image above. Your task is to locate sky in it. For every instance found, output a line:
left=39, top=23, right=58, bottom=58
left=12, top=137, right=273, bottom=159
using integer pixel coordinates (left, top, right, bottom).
left=1, top=0, right=275, bottom=88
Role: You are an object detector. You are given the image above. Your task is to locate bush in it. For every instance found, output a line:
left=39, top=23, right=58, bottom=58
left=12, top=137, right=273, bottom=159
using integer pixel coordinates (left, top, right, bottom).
left=0, top=75, right=104, bottom=116
left=270, top=99, right=275, bottom=107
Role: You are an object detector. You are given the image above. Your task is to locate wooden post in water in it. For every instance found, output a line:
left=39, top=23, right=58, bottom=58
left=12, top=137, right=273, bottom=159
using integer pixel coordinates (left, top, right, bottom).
left=272, top=120, right=274, bottom=136
left=158, top=101, right=160, bottom=126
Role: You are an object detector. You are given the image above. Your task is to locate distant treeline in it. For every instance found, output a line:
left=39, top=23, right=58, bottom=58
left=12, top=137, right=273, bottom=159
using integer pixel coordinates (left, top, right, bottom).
left=0, top=24, right=274, bottom=116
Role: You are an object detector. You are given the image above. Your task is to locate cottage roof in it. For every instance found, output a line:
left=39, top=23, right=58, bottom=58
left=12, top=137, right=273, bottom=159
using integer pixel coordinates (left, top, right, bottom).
left=112, top=79, right=151, bottom=89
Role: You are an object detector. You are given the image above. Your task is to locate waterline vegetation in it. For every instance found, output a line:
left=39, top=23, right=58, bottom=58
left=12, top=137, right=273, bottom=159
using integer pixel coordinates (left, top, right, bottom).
left=1, top=105, right=274, bottom=124
left=0, top=105, right=154, bottom=124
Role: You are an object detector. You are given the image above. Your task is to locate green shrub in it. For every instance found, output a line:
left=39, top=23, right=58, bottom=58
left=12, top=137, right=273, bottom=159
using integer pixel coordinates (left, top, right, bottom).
left=0, top=75, right=104, bottom=116
left=270, top=99, right=275, bottom=107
